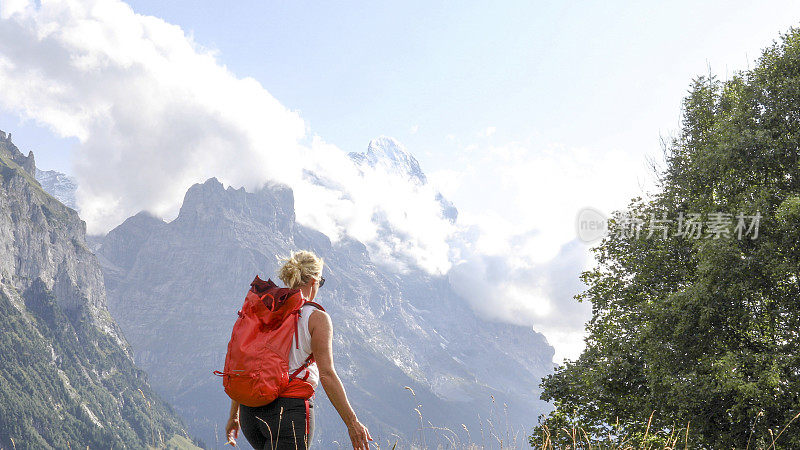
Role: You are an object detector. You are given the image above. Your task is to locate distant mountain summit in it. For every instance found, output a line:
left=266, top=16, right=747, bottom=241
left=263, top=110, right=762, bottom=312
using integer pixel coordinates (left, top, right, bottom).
left=0, top=129, right=199, bottom=449
left=36, top=168, right=77, bottom=210
left=349, top=136, right=458, bottom=222
left=349, top=136, right=428, bottom=185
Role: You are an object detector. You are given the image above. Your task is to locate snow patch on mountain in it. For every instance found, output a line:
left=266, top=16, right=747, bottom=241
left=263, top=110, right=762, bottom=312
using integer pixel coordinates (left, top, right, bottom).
left=349, top=137, right=458, bottom=223
left=349, top=136, right=428, bottom=185
left=35, top=168, right=78, bottom=210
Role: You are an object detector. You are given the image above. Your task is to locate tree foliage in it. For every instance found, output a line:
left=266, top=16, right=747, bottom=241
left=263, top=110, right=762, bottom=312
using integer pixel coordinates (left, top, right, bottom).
left=533, top=28, right=800, bottom=448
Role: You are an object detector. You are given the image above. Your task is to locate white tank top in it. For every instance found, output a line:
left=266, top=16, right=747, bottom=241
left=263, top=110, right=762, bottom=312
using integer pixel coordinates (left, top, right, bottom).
left=288, top=304, right=319, bottom=389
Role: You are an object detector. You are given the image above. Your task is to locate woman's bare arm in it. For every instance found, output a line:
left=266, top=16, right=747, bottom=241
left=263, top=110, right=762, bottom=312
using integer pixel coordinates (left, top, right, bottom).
left=309, top=310, right=372, bottom=450
left=225, top=399, right=239, bottom=445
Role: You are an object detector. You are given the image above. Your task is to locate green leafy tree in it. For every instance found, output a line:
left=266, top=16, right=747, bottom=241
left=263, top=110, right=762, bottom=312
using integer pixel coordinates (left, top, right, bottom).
left=532, top=28, right=800, bottom=449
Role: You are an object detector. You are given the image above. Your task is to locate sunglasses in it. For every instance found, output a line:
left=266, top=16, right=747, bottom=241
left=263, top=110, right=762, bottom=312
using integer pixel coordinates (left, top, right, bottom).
left=318, top=277, right=325, bottom=288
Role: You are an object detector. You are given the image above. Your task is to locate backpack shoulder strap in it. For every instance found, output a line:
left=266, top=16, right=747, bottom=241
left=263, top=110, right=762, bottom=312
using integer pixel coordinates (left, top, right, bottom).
left=289, top=302, right=325, bottom=382
left=288, top=354, right=315, bottom=382
left=302, top=301, right=325, bottom=312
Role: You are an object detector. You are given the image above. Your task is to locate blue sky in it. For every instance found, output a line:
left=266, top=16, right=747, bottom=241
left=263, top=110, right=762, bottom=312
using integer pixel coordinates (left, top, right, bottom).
left=123, top=1, right=800, bottom=165
left=1, top=1, right=799, bottom=360
left=11, top=1, right=800, bottom=178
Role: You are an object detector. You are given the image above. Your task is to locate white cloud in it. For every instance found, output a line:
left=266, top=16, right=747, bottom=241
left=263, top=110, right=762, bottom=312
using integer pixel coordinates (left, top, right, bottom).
left=445, top=214, right=594, bottom=362
left=478, top=126, right=496, bottom=138
left=0, top=0, right=455, bottom=275
left=450, top=138, right=653, bottom=260
left=409, top=124, right=419, bottom=134
left=427, top=168, right=466, bottom=199
left=440, top=137, right=654, bottom=361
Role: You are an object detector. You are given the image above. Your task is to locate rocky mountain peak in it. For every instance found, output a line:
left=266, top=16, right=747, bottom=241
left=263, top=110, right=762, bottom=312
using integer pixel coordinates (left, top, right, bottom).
left=97, top=211, right=167, bottom=279
left=349, top=135, right=428, bottom=185
left=175, top=177, right=296, bottom=234
left=0, top=130, right=78, bottom=211
left=347, top=136, right=458, bottom=223
left=0, top=128, right=36, bottom=178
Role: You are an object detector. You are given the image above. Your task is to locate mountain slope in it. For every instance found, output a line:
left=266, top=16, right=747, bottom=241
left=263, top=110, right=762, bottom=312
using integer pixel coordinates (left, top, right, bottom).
left=97, top=176, right=553, bottom=447
left=0, top=130, right=200, bottom=449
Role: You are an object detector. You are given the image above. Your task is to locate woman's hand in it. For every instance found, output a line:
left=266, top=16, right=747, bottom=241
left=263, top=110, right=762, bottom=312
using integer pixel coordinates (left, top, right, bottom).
left=225, top=399, right=240, bottom=446
left=225, top=415, right=240, bottom=446
left=347, top=419, right=372, bottom=450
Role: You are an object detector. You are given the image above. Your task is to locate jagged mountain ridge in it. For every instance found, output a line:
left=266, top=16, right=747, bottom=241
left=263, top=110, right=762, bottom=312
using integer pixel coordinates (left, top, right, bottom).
left=31, top=136, right=457, bottom=229
left=96, top=175, right=554, bottom=447
left=0, top=130, right=200, bottom=449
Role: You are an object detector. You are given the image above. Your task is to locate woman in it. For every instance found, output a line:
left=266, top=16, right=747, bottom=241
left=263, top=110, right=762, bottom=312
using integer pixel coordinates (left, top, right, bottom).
left=225, top=250, right=371, bottom=449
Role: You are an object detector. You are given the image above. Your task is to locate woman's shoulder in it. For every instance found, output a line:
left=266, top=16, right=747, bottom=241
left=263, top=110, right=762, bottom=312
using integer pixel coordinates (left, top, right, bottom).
left=307, top=307, right=331, bottom=329
left=301, top=302, right=327, bottom=317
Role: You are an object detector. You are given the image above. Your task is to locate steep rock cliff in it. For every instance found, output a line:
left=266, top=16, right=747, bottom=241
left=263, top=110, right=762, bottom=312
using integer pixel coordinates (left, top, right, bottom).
left=0, top=130, right=200, bottom=449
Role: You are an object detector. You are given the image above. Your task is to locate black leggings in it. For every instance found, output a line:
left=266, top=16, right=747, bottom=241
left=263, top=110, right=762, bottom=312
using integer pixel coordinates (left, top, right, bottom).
left=239, top=397, right=314, bottom=450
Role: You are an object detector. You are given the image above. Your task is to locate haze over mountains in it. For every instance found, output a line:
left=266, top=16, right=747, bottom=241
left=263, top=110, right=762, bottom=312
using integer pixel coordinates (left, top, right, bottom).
left=22, top=133, right=555, bottom=447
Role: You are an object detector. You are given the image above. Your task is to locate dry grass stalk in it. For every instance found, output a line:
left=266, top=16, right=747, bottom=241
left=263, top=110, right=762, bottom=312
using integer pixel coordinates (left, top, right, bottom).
left=767, top=410, right=800, bottom=450
left=256, top=414, right=275, bottom=449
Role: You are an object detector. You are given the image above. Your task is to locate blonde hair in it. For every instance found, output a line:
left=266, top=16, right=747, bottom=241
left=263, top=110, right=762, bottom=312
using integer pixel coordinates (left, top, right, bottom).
left=278, top=250, right=324, bottom=289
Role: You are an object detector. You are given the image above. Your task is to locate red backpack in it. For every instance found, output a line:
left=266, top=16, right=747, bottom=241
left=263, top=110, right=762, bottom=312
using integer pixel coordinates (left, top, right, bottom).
left=214, top=276, right=325, bottom=407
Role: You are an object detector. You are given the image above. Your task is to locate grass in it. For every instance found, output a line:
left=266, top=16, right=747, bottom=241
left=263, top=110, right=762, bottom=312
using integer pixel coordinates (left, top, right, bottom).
left=528, top=410, right=800, bottom=450
left=375, top=387, right=521, bottom=449
left=371, top=389, right=800, bottom=449
left=164, top=434, right=201, bottom=450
